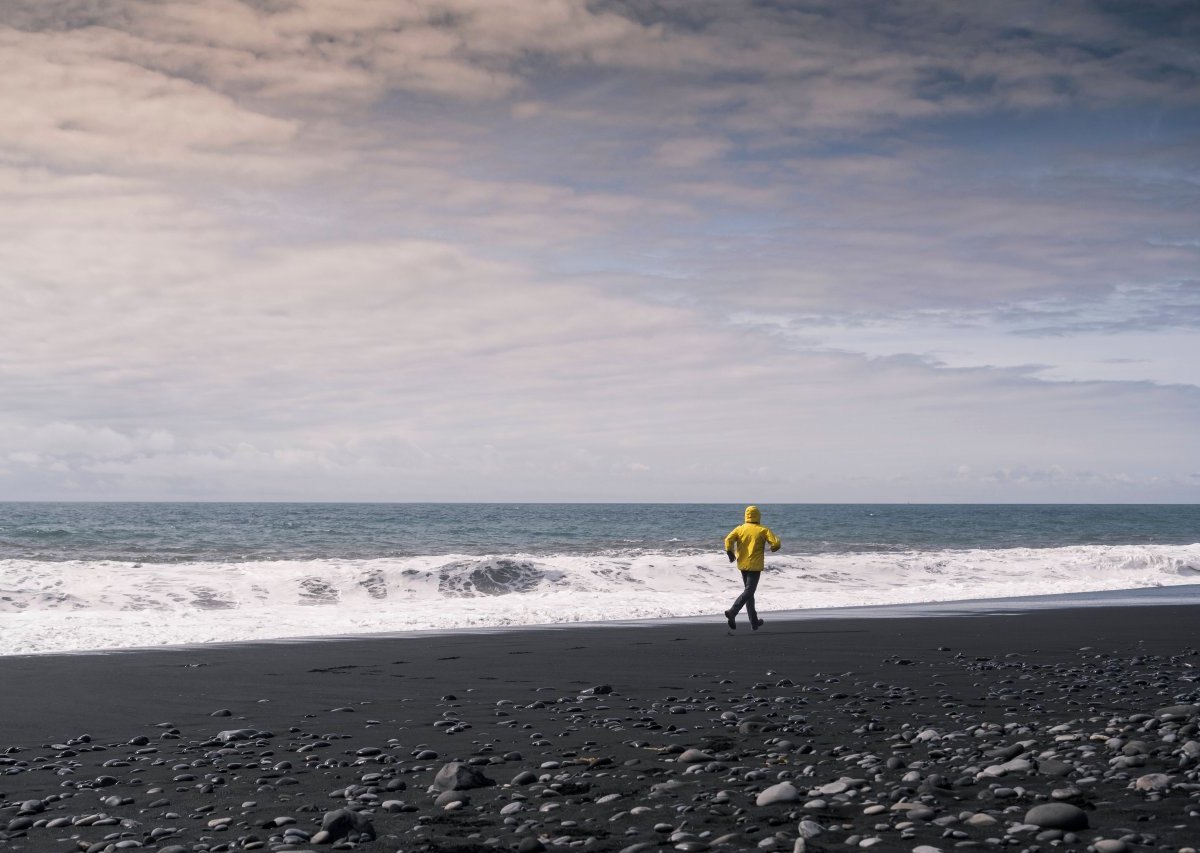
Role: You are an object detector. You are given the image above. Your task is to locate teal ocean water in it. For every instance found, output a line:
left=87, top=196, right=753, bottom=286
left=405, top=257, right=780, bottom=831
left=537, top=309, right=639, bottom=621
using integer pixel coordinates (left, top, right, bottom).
left=3, top=502, right=1197, bottom=561
left=1, top=503, right=1197, bottom=654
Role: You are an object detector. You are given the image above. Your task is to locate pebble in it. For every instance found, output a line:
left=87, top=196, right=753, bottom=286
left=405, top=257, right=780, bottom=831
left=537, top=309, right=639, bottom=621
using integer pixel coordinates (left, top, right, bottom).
left=1132, top=772, right=1173, bottom=791
left=755, top=781, right=800, bottom=806
left=1024, top=801, right=1089, bottom=830
left=432, top=761, right=495, bottom=791
left=796, top=820, right=823, bottom=839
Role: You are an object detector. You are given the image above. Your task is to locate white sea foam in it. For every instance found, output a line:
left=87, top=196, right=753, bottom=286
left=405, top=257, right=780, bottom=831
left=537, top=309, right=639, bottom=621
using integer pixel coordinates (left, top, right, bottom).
left=1, top=543, right=1197, bottom=655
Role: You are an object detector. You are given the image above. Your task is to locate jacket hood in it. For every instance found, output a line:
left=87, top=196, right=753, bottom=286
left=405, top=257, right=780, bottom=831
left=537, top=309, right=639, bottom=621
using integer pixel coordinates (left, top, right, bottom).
left=744, top=505, right=761, bottom=523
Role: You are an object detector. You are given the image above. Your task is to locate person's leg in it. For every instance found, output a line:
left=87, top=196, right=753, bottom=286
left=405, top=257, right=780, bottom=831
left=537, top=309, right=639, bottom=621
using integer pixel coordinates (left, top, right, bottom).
left=742, top=571, right=760, bottom=625
left=729, top=570, right=756, bottom=614
left=726, top=571, right=754, bottom=628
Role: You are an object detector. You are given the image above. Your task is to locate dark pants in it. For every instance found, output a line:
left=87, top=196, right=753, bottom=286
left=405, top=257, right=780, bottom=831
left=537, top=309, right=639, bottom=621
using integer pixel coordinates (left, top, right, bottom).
left=729, top=570, right=760, bottom=622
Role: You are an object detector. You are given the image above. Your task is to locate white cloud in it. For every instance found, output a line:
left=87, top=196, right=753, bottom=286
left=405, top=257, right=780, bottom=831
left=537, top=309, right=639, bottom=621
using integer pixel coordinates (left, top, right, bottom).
left=0, top=422, right=176, bottom=461
left=1, top=0, right=1197, bottom=500
left=0, top=28, right=303, bottom=175
left=654, top=136, right=732, bottom=169
left=3, top=223, right=1196, bottom=501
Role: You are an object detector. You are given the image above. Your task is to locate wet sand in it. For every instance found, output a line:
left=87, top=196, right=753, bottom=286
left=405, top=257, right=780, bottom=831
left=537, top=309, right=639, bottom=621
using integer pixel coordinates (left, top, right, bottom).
left=2, top=604, right=1199, bottom=852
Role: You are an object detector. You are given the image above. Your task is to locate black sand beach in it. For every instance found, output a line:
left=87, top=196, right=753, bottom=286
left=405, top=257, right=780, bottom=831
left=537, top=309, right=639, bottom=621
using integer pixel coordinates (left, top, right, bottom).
left=3, top=605, right=1200, bottom=853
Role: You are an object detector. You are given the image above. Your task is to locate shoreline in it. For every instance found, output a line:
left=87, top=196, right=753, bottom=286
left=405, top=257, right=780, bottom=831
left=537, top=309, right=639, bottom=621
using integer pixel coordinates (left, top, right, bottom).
left=8, top=583, right=1200, bottom=660
left=2, top=601, right=1199, bottom=851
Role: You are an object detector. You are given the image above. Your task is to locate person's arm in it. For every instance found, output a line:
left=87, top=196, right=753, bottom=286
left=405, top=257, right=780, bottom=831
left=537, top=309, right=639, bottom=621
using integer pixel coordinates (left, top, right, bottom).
left=767, top=527, right=781, bottom=552
left=724, top=528, right=738, bottom=562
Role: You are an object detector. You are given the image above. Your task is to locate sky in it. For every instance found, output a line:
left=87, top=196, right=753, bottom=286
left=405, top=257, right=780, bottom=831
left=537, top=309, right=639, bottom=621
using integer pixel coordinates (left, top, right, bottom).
left=1, top=0, right=1198, bottom=503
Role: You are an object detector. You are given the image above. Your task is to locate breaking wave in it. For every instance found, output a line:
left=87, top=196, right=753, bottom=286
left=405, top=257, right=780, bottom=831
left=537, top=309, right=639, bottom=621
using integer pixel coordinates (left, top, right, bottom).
left=1, top=543, right=1198, bottom=655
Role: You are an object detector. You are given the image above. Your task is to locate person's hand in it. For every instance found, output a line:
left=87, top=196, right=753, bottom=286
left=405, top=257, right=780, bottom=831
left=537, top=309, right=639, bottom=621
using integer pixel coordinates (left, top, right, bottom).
left=726, top=550, right=735, bottom=562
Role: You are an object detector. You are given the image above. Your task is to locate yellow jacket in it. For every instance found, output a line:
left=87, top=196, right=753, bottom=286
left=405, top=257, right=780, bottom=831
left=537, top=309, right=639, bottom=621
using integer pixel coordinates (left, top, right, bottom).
left=724, top=505, right=781, bottom=572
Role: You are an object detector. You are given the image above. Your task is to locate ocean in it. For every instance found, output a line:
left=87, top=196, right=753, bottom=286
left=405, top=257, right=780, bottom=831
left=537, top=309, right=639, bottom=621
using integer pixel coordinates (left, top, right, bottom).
left=1, top=502, right=1197, bottom=655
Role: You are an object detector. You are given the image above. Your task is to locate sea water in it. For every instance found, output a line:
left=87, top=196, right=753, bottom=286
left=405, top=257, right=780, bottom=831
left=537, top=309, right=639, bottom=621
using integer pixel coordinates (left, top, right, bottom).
left=1, top=503, right=1197, bottom=655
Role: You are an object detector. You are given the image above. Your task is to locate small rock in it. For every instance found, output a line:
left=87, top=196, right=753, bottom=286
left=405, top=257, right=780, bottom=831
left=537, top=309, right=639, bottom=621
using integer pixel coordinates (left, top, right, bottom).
left=1037, top=759, right=1073, bottom=777
left=797, top=819, right=823, bottom=839
left=432, top=761, right=495, bottom=791
left=1024, top=802, right=1088, bottom=831
left=1132, top=773, right=1173, bottom=792
left=755, top=781, right=800, bottom=806
left=216, top=728, right=257, bottom=742
left=1155, top=704, right=1199, bottom=721
left=318, top=808, right=376, bottom=843
left=435, top=790, right=469, bottom=807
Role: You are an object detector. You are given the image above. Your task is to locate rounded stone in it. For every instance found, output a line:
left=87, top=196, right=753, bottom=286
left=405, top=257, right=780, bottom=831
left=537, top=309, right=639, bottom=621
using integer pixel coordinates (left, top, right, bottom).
left=797, top=819, right=823, bottom=839
left=1133, top=773, right=1173, bottom=792
left=1036, top=759, right=1073, bottom=777
left=432, top=761, right=494, bottom=791
left=1155, top=704, right=1199, bottom=721
left=435, top=790, right=469, bottom=807
left=1024, top=802, right=1088, bottom=831
left=756, top=781, right=800, bottom=806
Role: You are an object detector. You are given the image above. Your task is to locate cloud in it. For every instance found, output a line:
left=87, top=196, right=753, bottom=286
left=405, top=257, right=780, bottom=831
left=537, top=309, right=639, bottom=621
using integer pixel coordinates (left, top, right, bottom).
left=0, top=27, right=305, bottom=175
left=1, top=1, right=1197, bottom=500
left=1, top=422, right=174, bottom=460
left=3, top=222, right=1197, bottom=500
left=8, top=1, right=1194, bottom=175
left=566, top=1, right=1200, bottom=140
left=654, top=136, right=732, bottom=169
left=6, top=0, right=656, bottom=109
